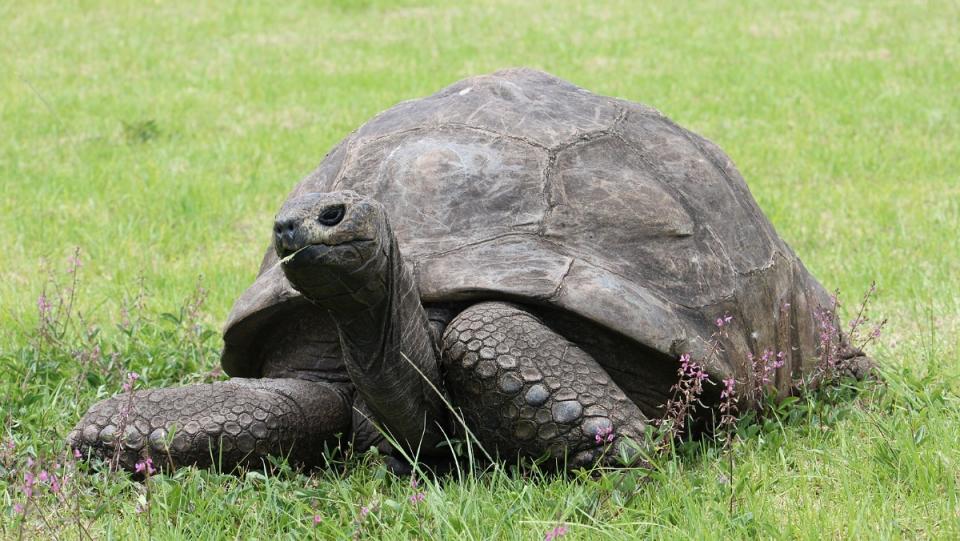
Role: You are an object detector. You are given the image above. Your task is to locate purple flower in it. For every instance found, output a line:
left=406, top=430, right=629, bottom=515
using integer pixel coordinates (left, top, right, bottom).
left=13, top=503, right=24, bottom=514
left=37, top=294, right=51, bottom=317
left=594, top=426, right=615, bottom=444
left=313, top=515, right=323, bottom=526
left=135, top=457, right=155, bottom=475
left=22, top=471, right=34, bottom=498
left=720, top=377, right=736, bottom=400
left=660, top=350, right=711, bottom=443
left=74, top=448, right=82, bottom=459
left=123, top=371, right=140, bottom=392
left=545, top=524, right=568, bottom=540
left=408, top=475, right=427, bottom=504
left=715, top=314, right=733, bottom=328
left=68, top=250, right=82, bottom=273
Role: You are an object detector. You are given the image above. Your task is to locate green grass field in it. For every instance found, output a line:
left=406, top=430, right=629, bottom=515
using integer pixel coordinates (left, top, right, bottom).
left=2, top=0, right=959, bottom=538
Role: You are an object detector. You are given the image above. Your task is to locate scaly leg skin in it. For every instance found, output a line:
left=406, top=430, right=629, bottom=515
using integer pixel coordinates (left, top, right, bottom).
left=441, top=302, right=649, bottom=469
left=68, top=378, right=352, bottom=472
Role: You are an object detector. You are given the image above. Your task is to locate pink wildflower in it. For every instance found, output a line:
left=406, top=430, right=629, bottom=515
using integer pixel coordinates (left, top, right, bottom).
left=22, top=471, right=35, bottom=498
left=679, top=353, right=709, bottom=383
left=594, top=426, right=615, bottom=444
left=123, top=371, right=141, bottom=392
left=135, top=457, right=156, bottom=475
left=313, top=515, right=323, bottom=526
left=720, top=377, right=736, bottom=400
left=545, top=524, right=568, bottom=540
left=718, top=376, right=739, bottom=429
left=13, top=503, right=24, bottom=514
left=68, top=249, right=82, bottom=273
left=408, top=476, right=426, bottom=504
left=74, top=448, right=82, bottom=459
left=751, top=349, right=784, bottom=387
left=37, top=294, right=51, bottom=317
left=659, top=352, right=710, bottom=444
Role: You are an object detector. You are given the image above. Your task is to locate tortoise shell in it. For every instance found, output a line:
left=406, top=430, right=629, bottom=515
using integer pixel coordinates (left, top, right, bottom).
left=222, top=68, right=831, bottom=397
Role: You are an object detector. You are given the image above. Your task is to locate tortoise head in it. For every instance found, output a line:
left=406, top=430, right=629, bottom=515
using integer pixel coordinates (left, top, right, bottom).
left=274, top=190, right=393, bottom=310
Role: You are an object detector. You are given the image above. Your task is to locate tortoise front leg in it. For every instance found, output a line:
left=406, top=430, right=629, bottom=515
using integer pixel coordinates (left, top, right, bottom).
left=68, top=379, right=352, bottom=472
left=441, top=302, right=649, bottom=468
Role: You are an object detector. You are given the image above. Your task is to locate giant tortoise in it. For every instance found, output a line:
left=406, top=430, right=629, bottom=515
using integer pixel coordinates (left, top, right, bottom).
left=69, top=68, right=868, bottom=471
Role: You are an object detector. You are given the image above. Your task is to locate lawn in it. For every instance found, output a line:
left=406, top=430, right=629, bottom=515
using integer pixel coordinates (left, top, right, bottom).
left=2, top=0, right=959, bottom=538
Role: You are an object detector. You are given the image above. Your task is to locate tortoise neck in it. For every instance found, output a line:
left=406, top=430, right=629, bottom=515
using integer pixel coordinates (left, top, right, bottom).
left=332, top=234, right=448, bottom=448
left=334, top=253, right=432, bottom=373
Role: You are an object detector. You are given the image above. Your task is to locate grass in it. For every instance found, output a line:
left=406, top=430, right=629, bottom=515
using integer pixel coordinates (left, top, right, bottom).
left=2, top=0, right=959, bottom=538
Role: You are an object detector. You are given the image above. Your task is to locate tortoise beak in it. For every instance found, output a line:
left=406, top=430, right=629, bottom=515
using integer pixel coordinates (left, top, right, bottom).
left=273, top=218, right=307, bottom=259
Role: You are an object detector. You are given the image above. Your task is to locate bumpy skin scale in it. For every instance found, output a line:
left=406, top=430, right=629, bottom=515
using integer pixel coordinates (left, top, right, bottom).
left=68, top=379, right=352, bottom=471
left=441, top=302, right=647, bottom=467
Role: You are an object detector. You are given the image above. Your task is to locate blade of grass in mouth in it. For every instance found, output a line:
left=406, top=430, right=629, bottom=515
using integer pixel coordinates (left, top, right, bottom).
left=280, top=245, right=312, bottom=264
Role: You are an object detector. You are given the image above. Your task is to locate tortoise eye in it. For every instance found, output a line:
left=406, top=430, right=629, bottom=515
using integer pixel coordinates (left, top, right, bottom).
left=318, top=205, right=345, bottom=226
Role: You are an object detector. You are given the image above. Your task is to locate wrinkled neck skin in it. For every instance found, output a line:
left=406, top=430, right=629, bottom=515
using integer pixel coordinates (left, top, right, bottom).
left=294, top=223, right=448, bottom=451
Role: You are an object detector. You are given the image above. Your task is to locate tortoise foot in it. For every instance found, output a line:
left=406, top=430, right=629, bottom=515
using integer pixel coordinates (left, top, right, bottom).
left=440, top=302, right=648, bottom=469
left=69, top=378, right=352, bottom=472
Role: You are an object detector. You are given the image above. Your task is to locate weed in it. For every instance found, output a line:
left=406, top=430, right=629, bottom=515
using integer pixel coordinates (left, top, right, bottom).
left=655, top=314, right=731, bottom=451
left=122, top=120, right=160, bottom=144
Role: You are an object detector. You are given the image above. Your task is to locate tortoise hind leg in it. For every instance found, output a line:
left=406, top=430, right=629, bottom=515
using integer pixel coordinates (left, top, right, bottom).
left=68, top=379, right=352, bottom=472
left=440, top=302, right=648, bottom=468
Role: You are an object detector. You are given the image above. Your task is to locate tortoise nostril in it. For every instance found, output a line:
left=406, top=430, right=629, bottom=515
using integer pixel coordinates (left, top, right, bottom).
left=318, top=204, right=345, bottom=226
